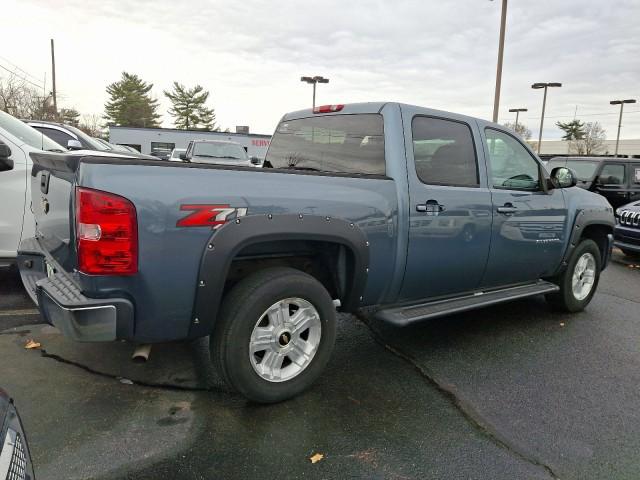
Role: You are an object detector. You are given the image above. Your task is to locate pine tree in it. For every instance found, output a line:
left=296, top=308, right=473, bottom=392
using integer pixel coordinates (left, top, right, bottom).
left=60, top=108, right=80, bottom=126
left=164, top=82, right=217, bottom=131
left=556, top=119, right=585, bottom=141
left=104, top=72, right=160, bottom=127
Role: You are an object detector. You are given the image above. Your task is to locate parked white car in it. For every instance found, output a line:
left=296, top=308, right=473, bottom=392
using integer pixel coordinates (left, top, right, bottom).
left=0, top=110, right=67, bottom=266
left=183, top=140, right=262, bottom=167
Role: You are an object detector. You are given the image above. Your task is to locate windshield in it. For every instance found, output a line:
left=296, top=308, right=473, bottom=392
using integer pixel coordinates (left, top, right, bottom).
left=193, top=142, right=247, bottom=160
left=548, top=159, right=599, bottom=181
left=0, top=110, right=65, bottom=152
left=61, top=124, right=109, bottom=150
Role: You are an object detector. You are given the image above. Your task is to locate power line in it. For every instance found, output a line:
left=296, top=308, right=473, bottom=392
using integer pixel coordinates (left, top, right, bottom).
left=0, top=55, right=44, bottom=85
left=0, top=63, right=45, bottom=90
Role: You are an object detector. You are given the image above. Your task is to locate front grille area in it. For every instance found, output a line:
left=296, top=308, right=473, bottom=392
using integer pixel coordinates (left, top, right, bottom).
left=1, top=428, right=27, bottom=480
left=619, top=210, right=640, bottom=228
left=6, top=432, right=26, bottom=480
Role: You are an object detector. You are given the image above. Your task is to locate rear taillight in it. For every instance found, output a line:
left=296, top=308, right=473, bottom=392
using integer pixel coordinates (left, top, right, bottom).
left=313, top=104, right=344, bottom=113
left=76, top=187, right=138, bottom=275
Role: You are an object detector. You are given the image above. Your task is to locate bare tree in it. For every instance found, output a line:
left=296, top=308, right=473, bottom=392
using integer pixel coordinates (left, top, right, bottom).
left=79, top=113, right=104, bottom=138
left=503, top=121, right=532, bottom=140
left=575, top=122, right=606, bottom=155
left=0, top=73, right=56, bottom=120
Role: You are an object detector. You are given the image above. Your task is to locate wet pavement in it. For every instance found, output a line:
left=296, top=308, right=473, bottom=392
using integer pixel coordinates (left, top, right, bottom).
left=1, top=252, right=639, bottom=479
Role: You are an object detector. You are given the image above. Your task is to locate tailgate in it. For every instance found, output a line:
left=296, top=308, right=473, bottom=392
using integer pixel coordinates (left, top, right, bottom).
left=28, top=152, right=82, bottom=271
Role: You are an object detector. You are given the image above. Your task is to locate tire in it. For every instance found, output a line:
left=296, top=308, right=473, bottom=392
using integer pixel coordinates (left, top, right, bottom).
left=211, top=267, right=336, bottom=403
left=546, top=239, right=601, bottom=312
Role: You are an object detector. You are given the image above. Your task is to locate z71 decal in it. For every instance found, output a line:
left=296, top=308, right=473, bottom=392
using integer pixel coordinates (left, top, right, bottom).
left=177, top=204, right=247, bottom=228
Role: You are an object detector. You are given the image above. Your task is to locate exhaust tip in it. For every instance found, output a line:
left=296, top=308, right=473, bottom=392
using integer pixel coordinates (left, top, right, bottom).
left=132, top=344, right=152, bottom=363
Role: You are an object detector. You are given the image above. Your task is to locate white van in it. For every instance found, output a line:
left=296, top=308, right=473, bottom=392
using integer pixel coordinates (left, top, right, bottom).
left=0, top=110, right=66, bottom=266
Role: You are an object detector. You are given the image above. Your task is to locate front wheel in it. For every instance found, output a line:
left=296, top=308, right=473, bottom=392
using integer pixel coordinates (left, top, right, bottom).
left=546, top=239, right=601, bottom=312
left=211, top=267, right=336, bottom=403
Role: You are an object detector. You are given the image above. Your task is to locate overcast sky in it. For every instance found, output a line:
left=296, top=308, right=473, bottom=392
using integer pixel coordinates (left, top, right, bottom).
left=4, top=0, right=640, bottom=139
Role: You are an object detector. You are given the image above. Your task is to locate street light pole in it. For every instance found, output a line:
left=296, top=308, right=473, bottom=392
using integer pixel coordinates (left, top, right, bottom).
left=508, top=107, right=527, bottom=129
left=300, top=75, right=330, bottom=109
left=610, top=99, right=637, bottom=157
left=492, top=0, right=508, bottom=123
left=532, top=82, right=562, bottom=154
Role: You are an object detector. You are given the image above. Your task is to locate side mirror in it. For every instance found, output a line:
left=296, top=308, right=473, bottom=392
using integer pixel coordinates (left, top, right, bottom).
left=250, top=156, right=261, bottom=165
left=550, top=166, right=578, bottom=189
left=179, top=152, right=189, bottom=161
left=67, top=139, right=83, bottom=150
left=0, top=143, right=13, bottom=172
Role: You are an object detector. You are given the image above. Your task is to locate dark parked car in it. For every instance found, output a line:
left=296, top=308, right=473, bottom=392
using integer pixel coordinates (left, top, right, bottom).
left=614, top=200, right=640, bottom=258
left=547, top=156, right=640, bottom=208
left=0, top=388, right=35, bottom=479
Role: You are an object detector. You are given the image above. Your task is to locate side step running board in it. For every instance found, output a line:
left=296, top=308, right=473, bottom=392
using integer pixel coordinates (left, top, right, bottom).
left=375, top=281, right=559, bottom=327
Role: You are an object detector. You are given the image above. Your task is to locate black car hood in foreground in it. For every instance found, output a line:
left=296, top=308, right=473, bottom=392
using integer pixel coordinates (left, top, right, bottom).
left=0, top=388, right=35, bottom=479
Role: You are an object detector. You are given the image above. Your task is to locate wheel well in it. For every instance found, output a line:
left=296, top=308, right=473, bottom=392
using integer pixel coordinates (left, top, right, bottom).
left=581, top=224, right=611, bottom=264
left=223, top=240, right=356, bottom=306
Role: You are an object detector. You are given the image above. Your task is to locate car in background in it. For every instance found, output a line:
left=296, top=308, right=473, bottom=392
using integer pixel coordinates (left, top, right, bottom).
left=614, top=200, right=640, bottom=258
left=169, top=148, right=186, bottom=161
left=0, top=388, right=35, bottom=479
left=181, top=139, right=261, bottom=167
left=25, top=120, right=155, bottom=159
left=25, top=120, right=107, bottom=152
left=547, top=156, right=640, bottom=208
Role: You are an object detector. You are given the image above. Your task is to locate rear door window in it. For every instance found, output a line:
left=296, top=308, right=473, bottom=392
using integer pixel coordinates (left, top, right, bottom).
left=35, top=127, right=75, bottom=148
left=598, top=164, right=625, bottom=185
left=265, top=114, right=385, bottom=175
left=411, top=116, right=478, bottom=186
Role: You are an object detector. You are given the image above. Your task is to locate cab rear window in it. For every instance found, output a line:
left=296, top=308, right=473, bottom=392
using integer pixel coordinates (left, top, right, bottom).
left=265, top=114, right=385, bottom=175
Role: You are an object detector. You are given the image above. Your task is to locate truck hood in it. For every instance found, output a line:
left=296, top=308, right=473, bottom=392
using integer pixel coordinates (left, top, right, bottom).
left=562, top=185, right=615, bottom=225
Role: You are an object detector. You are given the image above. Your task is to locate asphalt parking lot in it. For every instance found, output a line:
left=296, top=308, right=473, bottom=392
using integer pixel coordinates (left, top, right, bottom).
left=1, top=252, right=640, bottom=480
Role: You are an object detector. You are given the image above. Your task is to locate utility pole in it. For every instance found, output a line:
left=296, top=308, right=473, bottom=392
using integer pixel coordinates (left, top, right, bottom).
left=50, top=39, right=57, bottom=118
left=492, top=0, right=508, bottom=123
left=610, top=99, right=637, bottom=157
left=531, top=82, right=562, bottom=154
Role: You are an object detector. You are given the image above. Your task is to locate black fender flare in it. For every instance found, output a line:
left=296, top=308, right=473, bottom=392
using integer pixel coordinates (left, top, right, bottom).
left=554, top=208, right=615, bottom=275
left=188, top=214, right=370, bottom=338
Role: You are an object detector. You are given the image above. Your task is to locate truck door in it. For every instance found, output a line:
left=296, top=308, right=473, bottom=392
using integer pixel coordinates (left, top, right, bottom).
left=398, top=110, right=492, bottom=302
left=480, top=128, right=567, bottom=288
left=0, top=136, right=27, bottom=261
left=593, top=162, right=628, bottom=208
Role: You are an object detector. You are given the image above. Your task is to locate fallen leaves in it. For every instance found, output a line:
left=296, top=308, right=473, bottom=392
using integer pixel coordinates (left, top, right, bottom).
left=24, top=339, right=41, bottom=349
left=309, top=453, right=324, bottom=464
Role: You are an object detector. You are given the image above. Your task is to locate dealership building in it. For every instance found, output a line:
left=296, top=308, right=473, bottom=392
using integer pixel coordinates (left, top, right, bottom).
left=108, top=126, right=272, bottom=158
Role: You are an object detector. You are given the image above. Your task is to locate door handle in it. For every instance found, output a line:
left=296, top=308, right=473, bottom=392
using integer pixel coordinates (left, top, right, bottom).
left=497, top=203, right=517, bottom=214
left=416, top=199, right=445, bottom=213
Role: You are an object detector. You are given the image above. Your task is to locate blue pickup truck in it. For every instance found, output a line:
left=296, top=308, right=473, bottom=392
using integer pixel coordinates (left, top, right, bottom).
left=18, top=102, right=615, bottom=402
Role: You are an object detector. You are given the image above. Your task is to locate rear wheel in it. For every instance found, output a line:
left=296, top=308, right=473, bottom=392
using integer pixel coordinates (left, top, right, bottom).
left=546, top=239, right=601, bottom=312
left=211, top=267, right=336, bottom=403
